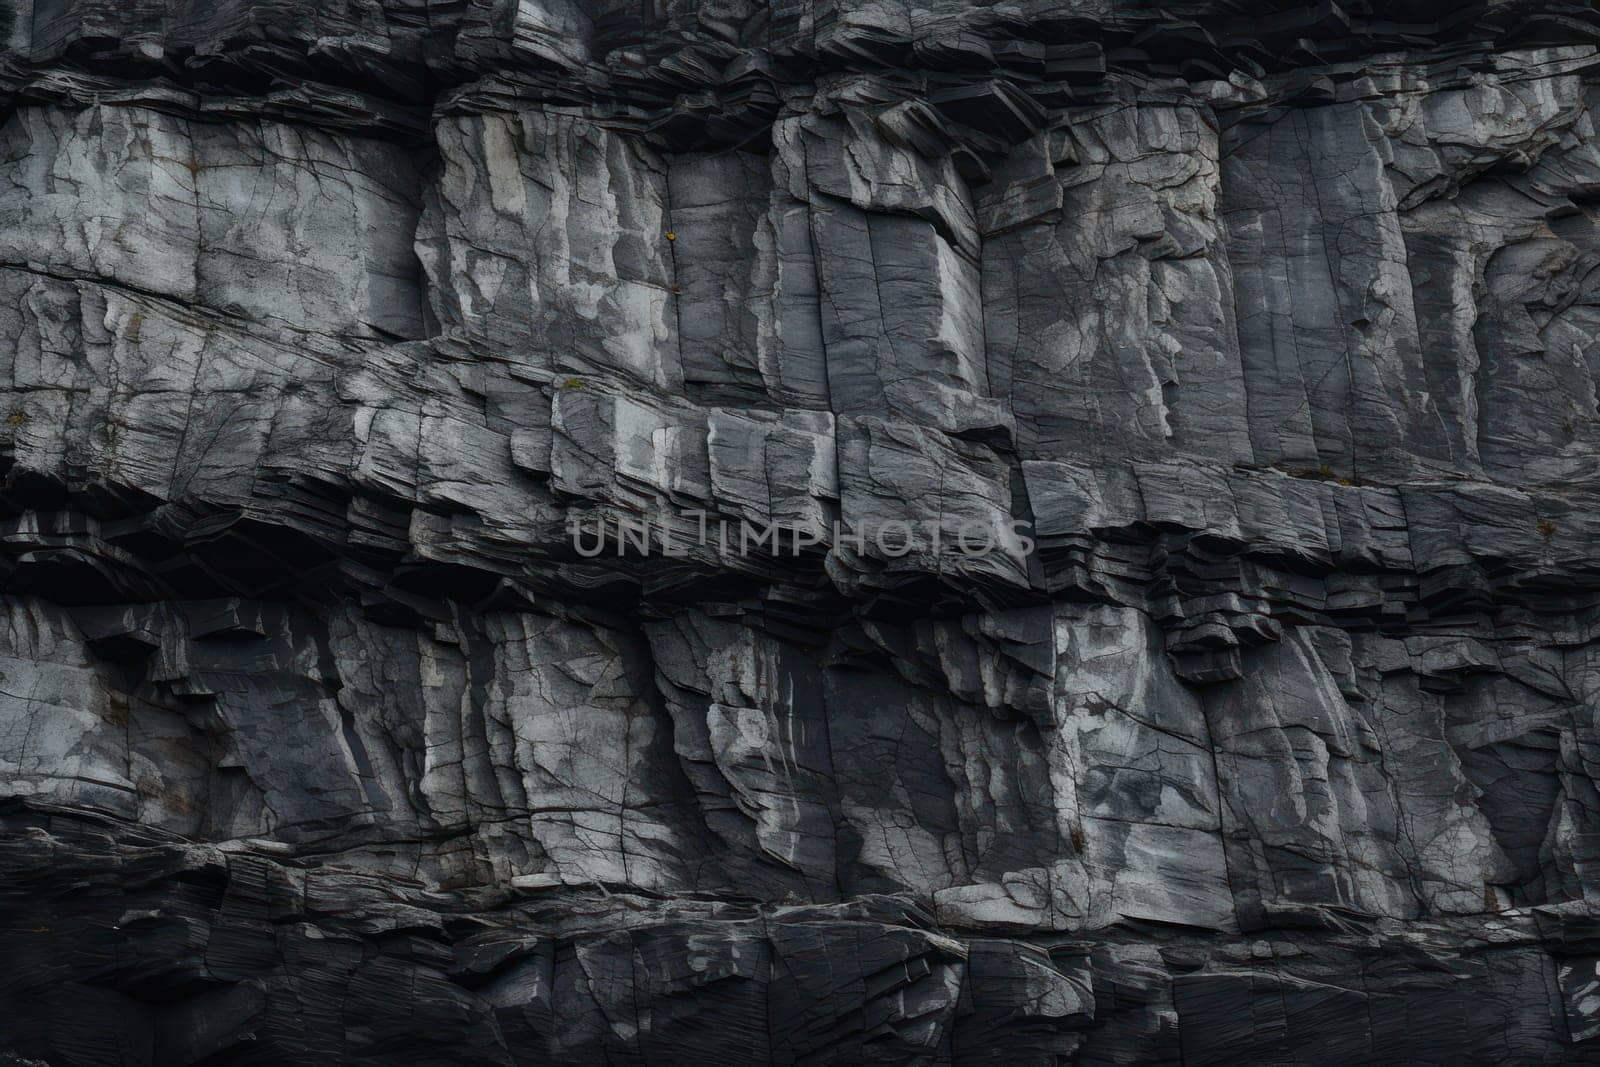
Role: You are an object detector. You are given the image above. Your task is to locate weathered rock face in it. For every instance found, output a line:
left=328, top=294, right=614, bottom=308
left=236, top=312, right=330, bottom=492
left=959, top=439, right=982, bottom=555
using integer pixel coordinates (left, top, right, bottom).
left=3, top=1, right=1600, bottom=1063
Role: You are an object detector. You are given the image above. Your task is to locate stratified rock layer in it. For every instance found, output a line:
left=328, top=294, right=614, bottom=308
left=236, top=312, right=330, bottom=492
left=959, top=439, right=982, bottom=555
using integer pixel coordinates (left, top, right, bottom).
left=2, top=1, right=1600, bottom=1063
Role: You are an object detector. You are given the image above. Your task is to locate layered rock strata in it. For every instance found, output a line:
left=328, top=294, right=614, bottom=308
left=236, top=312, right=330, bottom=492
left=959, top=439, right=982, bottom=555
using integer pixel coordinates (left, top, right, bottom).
left=3, top=1, right=1600, bottom=1062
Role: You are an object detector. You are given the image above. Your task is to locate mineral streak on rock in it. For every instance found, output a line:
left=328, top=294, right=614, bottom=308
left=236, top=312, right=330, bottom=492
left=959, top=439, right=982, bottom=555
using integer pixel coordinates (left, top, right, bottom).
left=3, top=0, right=1600, bottom=1063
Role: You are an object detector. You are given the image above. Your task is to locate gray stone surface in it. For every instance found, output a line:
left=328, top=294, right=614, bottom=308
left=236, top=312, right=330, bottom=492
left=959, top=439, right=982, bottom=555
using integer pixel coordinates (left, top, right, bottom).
left=2, top=0, right=1600, bottom=1063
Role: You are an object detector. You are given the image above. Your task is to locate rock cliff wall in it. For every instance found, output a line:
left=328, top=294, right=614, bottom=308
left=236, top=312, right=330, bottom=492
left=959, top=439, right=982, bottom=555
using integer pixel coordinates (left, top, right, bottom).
left=3, top=1, right=1600, bottom=1063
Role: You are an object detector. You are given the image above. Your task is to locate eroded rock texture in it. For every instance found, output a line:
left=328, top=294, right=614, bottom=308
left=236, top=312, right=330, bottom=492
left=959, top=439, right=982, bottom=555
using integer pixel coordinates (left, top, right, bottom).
left=3, top=1, right=1600, bottom=1063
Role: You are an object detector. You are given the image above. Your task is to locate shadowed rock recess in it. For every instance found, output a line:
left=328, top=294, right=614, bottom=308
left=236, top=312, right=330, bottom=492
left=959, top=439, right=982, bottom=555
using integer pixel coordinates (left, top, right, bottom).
left=8, top=0, right=1600, bottom=1063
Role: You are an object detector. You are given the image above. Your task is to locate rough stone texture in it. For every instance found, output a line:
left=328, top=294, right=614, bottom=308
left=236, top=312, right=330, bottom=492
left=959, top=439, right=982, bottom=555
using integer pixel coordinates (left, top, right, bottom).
left=3, top=1, right=1600, bottom=1063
